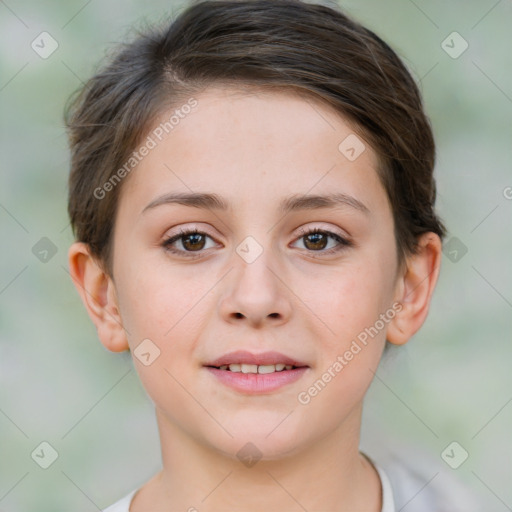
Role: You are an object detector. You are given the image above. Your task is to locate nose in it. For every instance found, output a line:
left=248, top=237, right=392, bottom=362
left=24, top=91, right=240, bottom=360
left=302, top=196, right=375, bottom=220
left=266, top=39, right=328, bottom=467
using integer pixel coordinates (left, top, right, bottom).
left=218, top=249, right=293, bottom=328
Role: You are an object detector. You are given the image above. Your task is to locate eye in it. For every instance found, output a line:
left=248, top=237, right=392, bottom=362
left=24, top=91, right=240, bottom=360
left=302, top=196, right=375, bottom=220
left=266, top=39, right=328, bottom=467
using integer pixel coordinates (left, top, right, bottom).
left=292, top=226, right=352, bottom=256
left=162, top=228, right=218, bottom=259
left=162, top=226, right=352, bottom=260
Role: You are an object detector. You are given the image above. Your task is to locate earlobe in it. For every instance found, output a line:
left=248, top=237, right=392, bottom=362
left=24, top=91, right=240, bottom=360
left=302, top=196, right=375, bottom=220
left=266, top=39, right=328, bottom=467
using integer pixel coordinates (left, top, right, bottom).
left=386, top=232, right=442, bottom=346
left=67, top=242, right=129, bottom=353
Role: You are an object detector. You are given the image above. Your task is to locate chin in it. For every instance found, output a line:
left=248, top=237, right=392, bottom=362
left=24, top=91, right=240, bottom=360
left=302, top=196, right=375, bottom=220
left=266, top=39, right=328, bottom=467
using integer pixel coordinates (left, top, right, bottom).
left=203, top=419, right=314, bottom=463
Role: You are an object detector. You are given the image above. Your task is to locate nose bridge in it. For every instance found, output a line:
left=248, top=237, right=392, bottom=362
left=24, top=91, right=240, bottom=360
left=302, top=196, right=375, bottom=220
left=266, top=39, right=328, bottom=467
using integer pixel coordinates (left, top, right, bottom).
left=233, top=233, right=280, bottom=299
left=218, top=232, right=293, bottom=325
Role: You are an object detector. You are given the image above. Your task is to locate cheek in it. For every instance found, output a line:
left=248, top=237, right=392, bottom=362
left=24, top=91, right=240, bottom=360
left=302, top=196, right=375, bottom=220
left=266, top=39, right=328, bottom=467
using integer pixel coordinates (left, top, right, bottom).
left=312, top=260, right=392, bottom=339
left=117, top=268, right=207, bottom=412
left=117, top=262, right=206, bottom=346
left=297, top=267, right=389, bottom=417
left=302, top=255, right=393, bottom=404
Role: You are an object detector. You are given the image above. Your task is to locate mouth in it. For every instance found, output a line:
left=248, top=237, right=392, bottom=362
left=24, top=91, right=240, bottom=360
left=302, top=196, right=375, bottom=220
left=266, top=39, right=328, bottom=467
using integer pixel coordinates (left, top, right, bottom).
left=207, top=363, right=303, bottom=373
left=204, top=349, right=309, bottom=368
left=203, top=350, right=310, bottom=394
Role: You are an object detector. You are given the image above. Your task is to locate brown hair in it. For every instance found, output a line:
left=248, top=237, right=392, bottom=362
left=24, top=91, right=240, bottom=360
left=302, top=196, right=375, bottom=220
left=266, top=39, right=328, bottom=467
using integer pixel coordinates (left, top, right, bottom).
left=65, top=0, right=447, bottom=276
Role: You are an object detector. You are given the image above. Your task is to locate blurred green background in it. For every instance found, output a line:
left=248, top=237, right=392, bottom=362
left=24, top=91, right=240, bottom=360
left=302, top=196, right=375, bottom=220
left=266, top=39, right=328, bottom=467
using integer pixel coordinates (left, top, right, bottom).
left=1, top=0, right=511, bottom=510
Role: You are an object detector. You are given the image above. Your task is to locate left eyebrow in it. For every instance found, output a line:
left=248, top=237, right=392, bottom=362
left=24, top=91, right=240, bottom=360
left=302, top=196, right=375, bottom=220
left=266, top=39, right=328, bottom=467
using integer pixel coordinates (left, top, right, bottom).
left=141, top=191, right=370, bottom=216
left=279, top=192, right=370, bottom=216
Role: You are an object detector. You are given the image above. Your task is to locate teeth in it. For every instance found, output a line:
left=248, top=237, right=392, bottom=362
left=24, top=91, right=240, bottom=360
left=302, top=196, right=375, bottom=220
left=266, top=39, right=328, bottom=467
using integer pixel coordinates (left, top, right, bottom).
left=258, top=365, right=275, bottom=374
left=220, top=363, right=296, bottom=373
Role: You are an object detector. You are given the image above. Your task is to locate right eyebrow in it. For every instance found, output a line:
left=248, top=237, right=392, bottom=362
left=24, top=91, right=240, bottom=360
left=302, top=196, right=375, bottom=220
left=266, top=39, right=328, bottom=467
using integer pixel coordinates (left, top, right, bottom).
left=142, top=192, right=228, bottom=214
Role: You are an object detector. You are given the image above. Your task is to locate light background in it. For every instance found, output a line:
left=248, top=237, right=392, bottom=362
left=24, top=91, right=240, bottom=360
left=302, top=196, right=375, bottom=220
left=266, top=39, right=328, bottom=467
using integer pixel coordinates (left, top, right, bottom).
left=0, top=0, right=511, bottom=510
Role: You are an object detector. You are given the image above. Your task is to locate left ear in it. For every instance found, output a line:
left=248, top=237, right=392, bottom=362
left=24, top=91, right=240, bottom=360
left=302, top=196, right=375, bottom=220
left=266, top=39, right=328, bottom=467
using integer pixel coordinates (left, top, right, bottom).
left=386, top=232, right=442, bottom=346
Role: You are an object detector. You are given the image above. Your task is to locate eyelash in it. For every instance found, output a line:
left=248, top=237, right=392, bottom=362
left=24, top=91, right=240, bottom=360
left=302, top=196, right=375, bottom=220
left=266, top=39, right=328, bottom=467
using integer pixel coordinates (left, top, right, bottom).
left=162, top=226, right=352, bottom=259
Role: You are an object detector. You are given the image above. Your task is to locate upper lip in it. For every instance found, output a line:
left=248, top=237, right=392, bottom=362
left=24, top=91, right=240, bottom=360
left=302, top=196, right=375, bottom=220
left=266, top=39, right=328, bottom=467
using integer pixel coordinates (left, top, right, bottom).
left=205, top=350, right=309, bottom=368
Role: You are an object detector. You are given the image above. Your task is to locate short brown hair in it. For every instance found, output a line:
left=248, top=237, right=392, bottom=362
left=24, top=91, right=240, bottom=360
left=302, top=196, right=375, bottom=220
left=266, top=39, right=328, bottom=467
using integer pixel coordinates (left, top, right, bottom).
left=65, top=0, right=447, bottom=276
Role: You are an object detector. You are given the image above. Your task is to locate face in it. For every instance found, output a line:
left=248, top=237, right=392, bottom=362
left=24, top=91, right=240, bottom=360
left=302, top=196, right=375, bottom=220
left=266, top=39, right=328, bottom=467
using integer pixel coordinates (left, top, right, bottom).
left=110, top=86, right=401, bottom=460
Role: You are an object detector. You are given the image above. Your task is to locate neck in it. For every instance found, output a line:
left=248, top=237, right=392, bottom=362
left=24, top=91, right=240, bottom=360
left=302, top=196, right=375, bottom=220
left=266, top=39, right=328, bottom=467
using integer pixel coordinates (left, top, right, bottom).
left=133, top=404, right=382, bottom=512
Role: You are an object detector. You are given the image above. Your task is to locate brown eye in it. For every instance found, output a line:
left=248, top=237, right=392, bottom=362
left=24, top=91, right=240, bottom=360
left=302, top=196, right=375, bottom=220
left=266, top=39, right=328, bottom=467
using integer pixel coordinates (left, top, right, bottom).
left=293, top=227, right=352, bottom=256
left=303, top=232, right=328, bottom=251
left=181, top=232, right=206, bottom=251
left=162, top=228, right=217, bottom=258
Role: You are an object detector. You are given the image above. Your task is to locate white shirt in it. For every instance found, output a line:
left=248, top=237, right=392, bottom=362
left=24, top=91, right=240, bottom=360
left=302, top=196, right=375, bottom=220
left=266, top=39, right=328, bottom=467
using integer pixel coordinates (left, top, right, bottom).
left=103, top=458, right=395, bottom=512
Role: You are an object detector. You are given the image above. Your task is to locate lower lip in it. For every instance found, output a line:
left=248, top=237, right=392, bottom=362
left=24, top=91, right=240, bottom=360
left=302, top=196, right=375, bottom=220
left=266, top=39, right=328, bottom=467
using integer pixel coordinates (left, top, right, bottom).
left=205, top=367, right=309, bottom=394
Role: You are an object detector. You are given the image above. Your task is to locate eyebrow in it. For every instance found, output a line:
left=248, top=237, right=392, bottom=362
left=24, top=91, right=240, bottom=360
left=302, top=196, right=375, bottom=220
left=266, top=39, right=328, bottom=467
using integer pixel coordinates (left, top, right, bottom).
left=142, top=191, right=370, bottom=216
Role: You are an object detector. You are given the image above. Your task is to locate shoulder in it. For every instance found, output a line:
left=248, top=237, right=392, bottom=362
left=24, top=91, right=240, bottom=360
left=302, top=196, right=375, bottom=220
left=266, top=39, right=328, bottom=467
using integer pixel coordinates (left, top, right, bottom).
left=102, top=489, right=138, bottom=512
left=379, top=453, right=484, bottom=512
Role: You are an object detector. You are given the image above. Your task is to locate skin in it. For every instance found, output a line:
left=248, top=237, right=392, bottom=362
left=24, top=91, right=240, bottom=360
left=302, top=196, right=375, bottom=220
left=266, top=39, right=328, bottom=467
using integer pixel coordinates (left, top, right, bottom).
left=69, top=86, right=442, bottom=511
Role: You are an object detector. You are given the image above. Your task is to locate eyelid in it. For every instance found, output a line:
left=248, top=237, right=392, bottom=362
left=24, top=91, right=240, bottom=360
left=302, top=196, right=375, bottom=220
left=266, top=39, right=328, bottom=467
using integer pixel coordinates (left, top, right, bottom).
left=161, top=225, right=219, bottom=257
left=295, top=223, right=349, bottom=240
left=292, top=225, right=353, bottom=255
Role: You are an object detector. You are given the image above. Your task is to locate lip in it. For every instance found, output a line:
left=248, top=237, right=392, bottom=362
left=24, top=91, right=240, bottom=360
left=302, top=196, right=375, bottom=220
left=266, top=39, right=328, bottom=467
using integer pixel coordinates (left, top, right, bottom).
left=203, top=350, right=310, bottom=394
left=204, top=350, right=309, bottom=368
left=205, top=366, right=309, bottom=394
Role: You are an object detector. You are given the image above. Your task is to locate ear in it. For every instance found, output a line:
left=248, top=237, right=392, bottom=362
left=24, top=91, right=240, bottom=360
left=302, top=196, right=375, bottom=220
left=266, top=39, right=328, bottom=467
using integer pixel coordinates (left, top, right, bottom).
left=67, top=242, right=129, bottom=352
left=386, top=232, right=442, bottom=346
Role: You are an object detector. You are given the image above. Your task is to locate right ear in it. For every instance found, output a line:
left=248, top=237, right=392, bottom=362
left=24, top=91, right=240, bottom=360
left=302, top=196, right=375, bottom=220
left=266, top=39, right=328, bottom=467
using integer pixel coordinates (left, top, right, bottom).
left=67, top=242, right=129, bottom=352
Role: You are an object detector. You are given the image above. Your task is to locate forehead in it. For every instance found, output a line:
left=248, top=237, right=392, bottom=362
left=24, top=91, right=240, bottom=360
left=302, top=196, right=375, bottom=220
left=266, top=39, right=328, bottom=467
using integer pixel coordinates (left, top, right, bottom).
left=161, top=85, right=370, bottom=160
left=118, top=85, right=387, bottom=217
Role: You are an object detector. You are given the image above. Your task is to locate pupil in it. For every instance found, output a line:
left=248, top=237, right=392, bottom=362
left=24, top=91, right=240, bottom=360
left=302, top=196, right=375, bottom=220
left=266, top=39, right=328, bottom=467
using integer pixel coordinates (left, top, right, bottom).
left=184, top=233, right=205, bottom=250
left=306, top=232, right=326, bottom=250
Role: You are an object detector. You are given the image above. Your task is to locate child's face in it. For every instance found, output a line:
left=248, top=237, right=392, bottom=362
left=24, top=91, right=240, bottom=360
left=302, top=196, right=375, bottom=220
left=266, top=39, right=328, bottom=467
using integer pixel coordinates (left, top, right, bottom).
left=110, top=86, right=402, bottom=458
